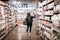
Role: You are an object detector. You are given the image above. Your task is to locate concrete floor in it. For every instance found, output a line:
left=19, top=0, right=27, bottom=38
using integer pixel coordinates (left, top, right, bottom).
left=3, top=25, right=42, bottom=40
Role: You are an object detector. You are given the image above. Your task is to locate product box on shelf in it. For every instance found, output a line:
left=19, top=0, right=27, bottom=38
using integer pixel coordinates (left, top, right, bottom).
left=51, top=14, right=60, bottom=27
left=42, top=0, right=48, bottom=6
left=45, top=27, right=52, bottom=33
left=48, top=2, right=54, bottom=9
left=40, top=8, right=43, bottom=12
left=54, top=6, right=57, bottom=13
left=54, top=0, right=60, bottom=3
left=44, top=31, right=51, bottom=39
left=58, top=14, right=60, bottom=21
left=39, top=15, right=45, bottom=19
left=0, top=14, right=2, bottom=19
left=5, top=17, right=9, bottom=22
left=56, top=4, right=60, bottom=11
left=5, top=22, right=9, bottom=32
left=44, top=10, right=54, bottom=15
left=38, top=2, right=43, bottom=8
left=44, top=16, right=50, bottom=20
left=44, top=5, right=48, bottom=10
left=37, top=12, right=42, bottom=15
left=48, top=0, right=54, bottom=3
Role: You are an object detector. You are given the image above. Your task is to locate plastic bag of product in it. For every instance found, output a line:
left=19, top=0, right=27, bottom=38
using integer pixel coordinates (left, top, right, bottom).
left=51, top=15, right=60, bottom=27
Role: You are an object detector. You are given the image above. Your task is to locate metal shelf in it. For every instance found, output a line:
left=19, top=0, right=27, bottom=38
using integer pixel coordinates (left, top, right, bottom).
left=53, top=27, right=60, bottom=33
left=44, top=7, right=53, bottom=11
left=39, top=0, right=54, bottom=8
left=40, top=19, right=52, bottom=23
left=0, top=33, right=7, bottom=40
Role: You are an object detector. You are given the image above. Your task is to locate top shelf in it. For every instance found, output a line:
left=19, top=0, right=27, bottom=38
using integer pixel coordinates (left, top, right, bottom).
left=33, top=0, right=54, bottom=11
left=39, top=0, right=54, bottom=8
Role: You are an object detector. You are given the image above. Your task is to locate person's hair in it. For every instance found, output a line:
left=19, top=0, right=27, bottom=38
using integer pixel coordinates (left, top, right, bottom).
left=26, top=12, right=30, bottom=18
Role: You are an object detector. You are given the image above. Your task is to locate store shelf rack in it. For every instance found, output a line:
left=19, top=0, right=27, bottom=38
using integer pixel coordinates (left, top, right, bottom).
left=33, top=0, right=60, bottom=40
left=0, top=1, right=18, bottom=40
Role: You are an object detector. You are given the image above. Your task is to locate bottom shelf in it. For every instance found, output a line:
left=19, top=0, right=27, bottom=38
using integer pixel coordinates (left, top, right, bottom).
left=0, top=23, right=17, bottom=40
left=0, top=33, right=7, bottom=40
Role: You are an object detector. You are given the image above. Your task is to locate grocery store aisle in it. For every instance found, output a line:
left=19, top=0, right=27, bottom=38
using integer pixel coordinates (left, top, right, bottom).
left=3, top=25, right=41, bottom=40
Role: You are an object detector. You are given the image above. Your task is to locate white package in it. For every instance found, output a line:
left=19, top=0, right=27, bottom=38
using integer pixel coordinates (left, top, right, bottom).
left=48, top=3, right=54, bottom=9
left=37, top=12, right=42, bottom=15
left=45, top=16, right=50, bottom=20
left=51, top=15, right=60, bottom=27
left=44, top=10, right=54, bottom=15
left=56, top=5, right=60, bottom=11
left=58, top=14, right=60, bottom=21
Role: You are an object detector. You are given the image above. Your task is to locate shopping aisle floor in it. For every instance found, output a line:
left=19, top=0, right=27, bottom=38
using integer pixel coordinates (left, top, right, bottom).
left=3, top=25, right=41, bottom=40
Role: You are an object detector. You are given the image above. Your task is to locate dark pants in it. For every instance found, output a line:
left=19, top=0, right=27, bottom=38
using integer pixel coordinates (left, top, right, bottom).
left=26, top=23, right=32, bottom=33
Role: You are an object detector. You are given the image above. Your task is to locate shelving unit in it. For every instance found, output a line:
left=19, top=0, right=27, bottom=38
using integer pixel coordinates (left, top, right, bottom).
left=0, top=1, right=18, bottom=40
left=33, top=0, right=60, bottom=40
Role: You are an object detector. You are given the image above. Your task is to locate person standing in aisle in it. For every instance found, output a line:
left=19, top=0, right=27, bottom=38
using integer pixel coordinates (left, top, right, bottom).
left=26, top=12, right=36, bottom=34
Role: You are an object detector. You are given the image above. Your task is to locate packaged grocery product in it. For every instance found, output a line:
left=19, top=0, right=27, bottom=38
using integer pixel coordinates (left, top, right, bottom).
left=51, top=15, right=60, bottom=27
left=56, top=5, right=60, bottom=11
